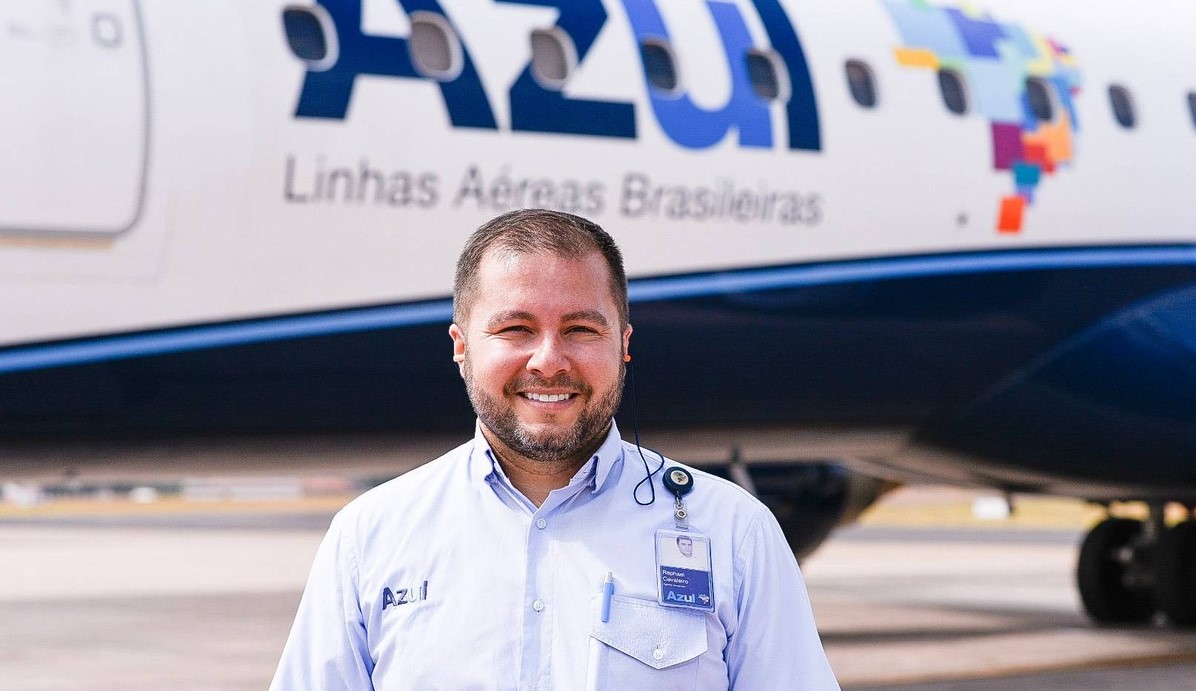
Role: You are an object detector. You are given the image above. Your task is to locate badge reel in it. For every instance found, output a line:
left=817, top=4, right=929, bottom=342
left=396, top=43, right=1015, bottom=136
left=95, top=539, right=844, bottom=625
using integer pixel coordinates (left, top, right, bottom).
left=655, top=467, right=715, bottom=612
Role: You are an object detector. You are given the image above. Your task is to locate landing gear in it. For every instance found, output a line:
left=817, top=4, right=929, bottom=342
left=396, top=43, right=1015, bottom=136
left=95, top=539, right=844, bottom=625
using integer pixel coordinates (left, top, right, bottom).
left=1077, top=503, right=1196, bottom=627
left=1156, top=521, right=1196, bottom=626
left=1077, top=517, right=1154, bottom=622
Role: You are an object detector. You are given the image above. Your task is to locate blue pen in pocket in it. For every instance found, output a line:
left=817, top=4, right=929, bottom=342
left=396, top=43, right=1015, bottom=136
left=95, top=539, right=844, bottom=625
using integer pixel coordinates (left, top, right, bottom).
left=600, top=572, right=615, bottom=623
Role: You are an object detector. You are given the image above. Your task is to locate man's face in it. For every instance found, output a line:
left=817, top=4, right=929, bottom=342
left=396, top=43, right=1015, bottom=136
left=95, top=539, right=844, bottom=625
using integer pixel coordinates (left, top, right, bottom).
left=450, top=249, right=632, bottom=464
left=677, top=536, right=693, bottom=558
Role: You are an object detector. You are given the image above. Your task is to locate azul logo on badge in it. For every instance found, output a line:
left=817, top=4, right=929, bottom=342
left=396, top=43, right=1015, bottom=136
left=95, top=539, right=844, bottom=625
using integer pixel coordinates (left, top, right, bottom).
left=665, top=591, right=712, bottom=605
left=660, top=567, right=713, bottom=611
left=381, top=580, right=429, bottom=610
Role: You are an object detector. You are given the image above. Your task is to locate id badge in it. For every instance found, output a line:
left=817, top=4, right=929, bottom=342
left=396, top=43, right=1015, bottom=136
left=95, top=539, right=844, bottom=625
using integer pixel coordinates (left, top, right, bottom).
left=655, top=528, right=715, bottom=612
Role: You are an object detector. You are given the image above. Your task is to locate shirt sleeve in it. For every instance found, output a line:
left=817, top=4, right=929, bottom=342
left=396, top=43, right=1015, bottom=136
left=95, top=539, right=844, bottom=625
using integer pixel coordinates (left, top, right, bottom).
left=270, top=510, right=375, bottom=691
left=726, top=509, right=840, bottom=690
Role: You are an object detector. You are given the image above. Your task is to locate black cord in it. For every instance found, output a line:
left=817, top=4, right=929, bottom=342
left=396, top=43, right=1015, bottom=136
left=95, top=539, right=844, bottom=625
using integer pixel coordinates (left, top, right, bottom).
left=628, top=358, right=666, bottom=505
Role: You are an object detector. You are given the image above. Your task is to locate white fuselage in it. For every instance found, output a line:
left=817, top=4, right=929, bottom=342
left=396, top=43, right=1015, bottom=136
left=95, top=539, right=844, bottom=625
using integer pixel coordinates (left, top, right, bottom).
left=3, top=0, right=1195, bottom=347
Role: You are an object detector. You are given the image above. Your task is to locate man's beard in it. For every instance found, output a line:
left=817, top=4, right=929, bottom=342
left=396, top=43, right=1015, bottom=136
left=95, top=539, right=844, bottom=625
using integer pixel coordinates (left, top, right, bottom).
left=463, top=365, right=624, bottom=463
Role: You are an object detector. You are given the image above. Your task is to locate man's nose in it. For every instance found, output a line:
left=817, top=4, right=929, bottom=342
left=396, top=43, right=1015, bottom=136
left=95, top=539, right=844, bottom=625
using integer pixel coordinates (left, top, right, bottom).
left=526, top=334, right=569, bottom=376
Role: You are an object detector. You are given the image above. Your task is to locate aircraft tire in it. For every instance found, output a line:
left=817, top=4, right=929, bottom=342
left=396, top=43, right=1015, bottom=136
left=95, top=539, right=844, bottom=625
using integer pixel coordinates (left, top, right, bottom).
left=1155, top=521, right=1196, bottom=627
left=1077, top=517, right=1153, bottom=623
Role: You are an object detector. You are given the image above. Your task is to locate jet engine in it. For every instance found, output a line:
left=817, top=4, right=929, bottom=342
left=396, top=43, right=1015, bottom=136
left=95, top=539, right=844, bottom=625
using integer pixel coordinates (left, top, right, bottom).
left=702, top=462, right=897, bottom=561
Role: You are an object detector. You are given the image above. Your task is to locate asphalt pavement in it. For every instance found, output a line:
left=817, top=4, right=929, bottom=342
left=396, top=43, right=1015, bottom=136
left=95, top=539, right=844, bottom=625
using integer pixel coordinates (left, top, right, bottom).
left=3, top=492, right=1195, bottom=690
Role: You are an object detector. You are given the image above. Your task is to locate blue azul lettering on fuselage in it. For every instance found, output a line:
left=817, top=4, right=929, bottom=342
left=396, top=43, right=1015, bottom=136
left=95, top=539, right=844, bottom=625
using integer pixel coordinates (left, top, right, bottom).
left=749, top=0, right=821, bottom=151
left=295, top=0, right=496, bottom=128
left=290, top=0, right=820, bottom=151
left=622, top=0, right=771, bottom=148
left=498, top=0, right=637, bottom=138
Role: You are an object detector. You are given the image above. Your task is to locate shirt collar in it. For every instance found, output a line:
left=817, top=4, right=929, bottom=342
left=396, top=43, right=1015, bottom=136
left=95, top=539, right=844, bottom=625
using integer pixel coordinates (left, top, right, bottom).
left=467, top=419, right=625, bottom=496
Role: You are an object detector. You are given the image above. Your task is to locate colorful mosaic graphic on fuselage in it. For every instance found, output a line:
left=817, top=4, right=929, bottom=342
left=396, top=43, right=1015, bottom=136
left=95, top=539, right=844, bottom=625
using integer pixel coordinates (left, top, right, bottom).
left=882, top=0, right=1081, bottom=233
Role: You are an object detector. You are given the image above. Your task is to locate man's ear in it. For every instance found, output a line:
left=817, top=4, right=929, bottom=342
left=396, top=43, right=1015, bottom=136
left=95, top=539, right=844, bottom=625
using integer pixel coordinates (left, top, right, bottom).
left=449, top=324, right=466, bottom=376
left=622, top=324, right=633, bottom=360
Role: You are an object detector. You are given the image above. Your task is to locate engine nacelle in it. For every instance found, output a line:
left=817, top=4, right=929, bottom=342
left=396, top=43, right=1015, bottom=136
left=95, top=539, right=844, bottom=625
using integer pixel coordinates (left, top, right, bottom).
left=702, top=462, right=895, bottom=561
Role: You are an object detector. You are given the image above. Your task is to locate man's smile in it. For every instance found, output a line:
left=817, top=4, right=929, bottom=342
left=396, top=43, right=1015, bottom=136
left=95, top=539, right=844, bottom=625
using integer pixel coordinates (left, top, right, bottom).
left=520, top=392, right=578, bottom=403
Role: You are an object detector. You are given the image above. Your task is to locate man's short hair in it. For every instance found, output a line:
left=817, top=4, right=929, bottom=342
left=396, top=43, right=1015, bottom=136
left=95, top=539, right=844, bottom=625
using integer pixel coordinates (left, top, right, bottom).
left=453, top=209, right=629, bottom=328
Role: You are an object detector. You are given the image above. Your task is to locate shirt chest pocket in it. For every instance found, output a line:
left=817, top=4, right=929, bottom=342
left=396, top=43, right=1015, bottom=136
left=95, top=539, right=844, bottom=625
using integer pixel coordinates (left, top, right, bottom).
left=585, top=595, right=708, bottom=691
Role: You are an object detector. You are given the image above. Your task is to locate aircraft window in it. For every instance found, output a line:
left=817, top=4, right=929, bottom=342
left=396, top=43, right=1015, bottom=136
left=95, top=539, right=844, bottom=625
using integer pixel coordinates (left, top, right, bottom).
left=844, top=60, right=878, bottom=108
left=1109, top=85, right=1136, bottom=128
left=1026, top=77, right=1054, bottom=122
left=1188, top=92, right=1196, bottom=130
left=745, top=50, right=785, bottom=101
left=640, top=40, right=679, bottom=94
left=282, top=7, right=328, bottom=63
left=409, top=13, right=462, bottom=81
left=937, top=69, right=968, bottom=115
left=530, top=28, right=574, bottom=90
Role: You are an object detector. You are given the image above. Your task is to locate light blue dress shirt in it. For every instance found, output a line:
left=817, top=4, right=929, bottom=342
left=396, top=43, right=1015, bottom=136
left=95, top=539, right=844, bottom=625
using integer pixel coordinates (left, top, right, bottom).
left=271, top=421, right=840, bottom=690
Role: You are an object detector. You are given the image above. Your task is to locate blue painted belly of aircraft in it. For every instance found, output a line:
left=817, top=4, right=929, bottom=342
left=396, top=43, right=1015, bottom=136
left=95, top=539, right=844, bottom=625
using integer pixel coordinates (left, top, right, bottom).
left=921, top=281, right=1196, bottom=494
left=2, top=246, right=1195, bottom=496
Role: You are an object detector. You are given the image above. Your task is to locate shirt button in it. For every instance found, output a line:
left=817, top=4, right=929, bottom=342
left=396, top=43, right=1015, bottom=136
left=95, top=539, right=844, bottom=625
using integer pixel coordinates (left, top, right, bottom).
left=532, top=598, right=545, bottom=612
left=535, top=518, right=547, bottom=530
left=653, top=647, right=664, bottom=661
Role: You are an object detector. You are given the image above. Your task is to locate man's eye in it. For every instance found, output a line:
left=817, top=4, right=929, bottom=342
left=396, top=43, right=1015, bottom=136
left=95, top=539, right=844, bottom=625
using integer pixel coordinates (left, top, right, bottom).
left=566, top=326, right=599, bottom=335
left=499, top=325, right=532, bottom=334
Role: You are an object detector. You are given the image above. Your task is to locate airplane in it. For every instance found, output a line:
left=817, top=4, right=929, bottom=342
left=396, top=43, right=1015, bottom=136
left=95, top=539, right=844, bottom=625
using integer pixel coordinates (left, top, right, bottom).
left=2, top=0, right=1195, bottom=628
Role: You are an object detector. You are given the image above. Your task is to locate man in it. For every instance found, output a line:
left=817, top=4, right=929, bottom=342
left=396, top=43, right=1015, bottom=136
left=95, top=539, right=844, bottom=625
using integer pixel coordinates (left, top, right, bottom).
left=271, top=209, right=840, bottom=690
left=677, top=535, right=695, bottom=559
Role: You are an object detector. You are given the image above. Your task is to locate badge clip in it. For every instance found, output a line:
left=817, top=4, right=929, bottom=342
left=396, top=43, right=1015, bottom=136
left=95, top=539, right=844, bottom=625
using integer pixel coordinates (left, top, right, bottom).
left=662, top=466, right=693, bottom=530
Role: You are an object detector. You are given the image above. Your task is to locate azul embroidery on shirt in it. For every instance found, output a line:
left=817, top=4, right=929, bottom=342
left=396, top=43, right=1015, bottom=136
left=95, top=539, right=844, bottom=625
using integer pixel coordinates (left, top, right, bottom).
left=381, top=581, right=428, bottom=610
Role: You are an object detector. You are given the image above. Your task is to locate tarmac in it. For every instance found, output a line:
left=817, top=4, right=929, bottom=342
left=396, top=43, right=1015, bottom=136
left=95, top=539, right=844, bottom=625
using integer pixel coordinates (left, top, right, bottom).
left=2, top=487, right=1195, bottom=690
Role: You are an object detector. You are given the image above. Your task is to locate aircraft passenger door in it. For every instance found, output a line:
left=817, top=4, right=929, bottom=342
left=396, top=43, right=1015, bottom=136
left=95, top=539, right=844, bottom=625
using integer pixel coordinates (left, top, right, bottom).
left=0, top=0, right=149, bottom=237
